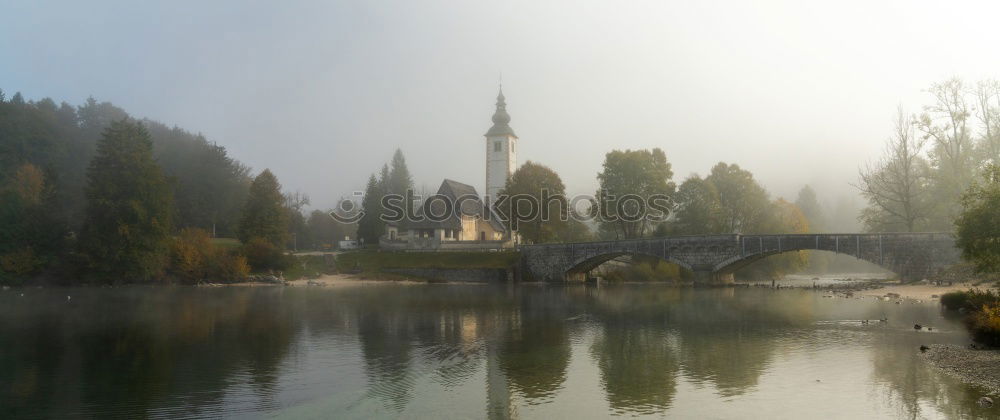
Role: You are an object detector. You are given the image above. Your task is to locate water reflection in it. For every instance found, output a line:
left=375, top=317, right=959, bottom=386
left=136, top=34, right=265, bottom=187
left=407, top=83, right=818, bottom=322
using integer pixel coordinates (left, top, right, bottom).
left=0, top=284, right=991, bottom=418
left=0, top=287, right=297, bottom=418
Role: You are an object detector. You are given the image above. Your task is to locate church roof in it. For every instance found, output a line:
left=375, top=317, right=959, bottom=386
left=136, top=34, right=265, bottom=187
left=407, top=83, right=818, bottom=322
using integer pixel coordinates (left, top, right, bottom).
left=485, top=87, right=518, bottom=138
left=403, top=179, right=507, bottom=232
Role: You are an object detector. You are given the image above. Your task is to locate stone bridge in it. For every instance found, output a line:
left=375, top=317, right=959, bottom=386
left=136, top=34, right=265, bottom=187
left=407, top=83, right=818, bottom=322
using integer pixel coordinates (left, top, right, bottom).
left=519, top=233, right=961, bottom=284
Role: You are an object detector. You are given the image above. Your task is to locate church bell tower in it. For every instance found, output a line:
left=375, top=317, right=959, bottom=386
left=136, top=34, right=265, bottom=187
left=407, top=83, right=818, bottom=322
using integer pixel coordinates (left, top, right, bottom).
left=484, top=86, right=517, bottom=199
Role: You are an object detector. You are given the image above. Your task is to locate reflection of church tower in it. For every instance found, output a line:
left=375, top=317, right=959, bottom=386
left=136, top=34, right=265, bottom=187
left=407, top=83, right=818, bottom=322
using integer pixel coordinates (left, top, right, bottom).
left=486, top=340, right=516, bottom=419
left=485, top=86, right=518, bottom=199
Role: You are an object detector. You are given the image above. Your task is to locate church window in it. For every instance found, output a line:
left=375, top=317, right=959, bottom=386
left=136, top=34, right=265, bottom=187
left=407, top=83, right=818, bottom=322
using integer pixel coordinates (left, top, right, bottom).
left=494, top=141, right=502, bottom=152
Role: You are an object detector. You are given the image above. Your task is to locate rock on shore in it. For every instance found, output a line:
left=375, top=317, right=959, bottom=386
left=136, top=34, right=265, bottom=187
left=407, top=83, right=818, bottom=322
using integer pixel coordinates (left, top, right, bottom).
left=922, top=344, right=1000, bottom=394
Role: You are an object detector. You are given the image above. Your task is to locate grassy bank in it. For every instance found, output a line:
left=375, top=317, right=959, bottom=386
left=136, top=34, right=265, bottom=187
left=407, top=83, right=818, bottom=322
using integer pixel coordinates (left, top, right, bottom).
left=283, top=255, right=334, bottom=280
left=335, top=250, right=521, bottom=276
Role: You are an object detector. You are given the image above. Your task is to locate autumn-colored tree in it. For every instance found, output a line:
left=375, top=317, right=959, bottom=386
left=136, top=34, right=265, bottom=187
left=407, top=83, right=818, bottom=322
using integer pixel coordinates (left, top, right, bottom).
left=169, top=227, right=250, bottom=283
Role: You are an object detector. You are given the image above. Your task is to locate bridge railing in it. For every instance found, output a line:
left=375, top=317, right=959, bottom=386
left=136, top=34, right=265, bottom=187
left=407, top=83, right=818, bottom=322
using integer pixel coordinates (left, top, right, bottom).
left=519, top=232, right=954, bottom=250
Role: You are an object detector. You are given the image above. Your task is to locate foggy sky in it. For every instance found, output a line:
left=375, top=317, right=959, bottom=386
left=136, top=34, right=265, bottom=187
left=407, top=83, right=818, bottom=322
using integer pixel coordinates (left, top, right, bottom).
left=4, top=0, right=1000, bottom=212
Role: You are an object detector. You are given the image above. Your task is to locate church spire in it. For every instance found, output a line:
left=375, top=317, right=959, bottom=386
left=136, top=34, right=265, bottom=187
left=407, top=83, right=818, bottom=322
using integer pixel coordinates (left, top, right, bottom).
left=486, top=86, right=517, bottom=138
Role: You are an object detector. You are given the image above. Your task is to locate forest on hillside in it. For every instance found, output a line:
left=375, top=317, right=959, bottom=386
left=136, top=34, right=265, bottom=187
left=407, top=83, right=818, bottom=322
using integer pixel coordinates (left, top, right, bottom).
left=0, top=90, right=354, bottom=284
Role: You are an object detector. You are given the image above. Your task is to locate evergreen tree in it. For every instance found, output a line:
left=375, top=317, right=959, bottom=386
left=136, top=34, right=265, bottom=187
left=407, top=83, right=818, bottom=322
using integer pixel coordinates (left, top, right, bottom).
left=794, top=185, right=825, bottom=232
left=78, top=120, right=173, bottom=282
left=356, top=173, right=385, bottom=245
left=387, top=148, right=414, bottom=195
left=237, top=169, right=289, bottom=247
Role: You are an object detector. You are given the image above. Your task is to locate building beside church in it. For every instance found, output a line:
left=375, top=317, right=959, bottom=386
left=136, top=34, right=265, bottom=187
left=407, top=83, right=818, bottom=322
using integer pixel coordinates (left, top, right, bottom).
left=381, top=87, right=517, bottom=250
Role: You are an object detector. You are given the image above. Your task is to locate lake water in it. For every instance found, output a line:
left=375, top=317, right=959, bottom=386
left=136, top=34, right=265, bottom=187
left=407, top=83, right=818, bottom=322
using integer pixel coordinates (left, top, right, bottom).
left=0, top=283, right=993, bottom=419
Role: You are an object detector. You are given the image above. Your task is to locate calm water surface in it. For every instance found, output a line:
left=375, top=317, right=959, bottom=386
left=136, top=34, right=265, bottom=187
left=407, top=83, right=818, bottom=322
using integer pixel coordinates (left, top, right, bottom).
left=0, top=283, right=993, bottom=419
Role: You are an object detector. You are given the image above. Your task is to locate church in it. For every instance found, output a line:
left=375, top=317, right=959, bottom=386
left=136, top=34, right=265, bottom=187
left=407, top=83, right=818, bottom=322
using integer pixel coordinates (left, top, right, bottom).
left=381, top=88, right=518, bottom=250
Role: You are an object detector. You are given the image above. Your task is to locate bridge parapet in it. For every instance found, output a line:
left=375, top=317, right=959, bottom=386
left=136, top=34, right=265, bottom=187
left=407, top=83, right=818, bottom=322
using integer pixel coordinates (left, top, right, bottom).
left=519, top=233, right=960, bottom=283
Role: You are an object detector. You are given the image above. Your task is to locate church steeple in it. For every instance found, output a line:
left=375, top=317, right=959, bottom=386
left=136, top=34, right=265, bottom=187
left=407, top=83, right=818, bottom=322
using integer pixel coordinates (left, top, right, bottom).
left=484, top=85, right=518, bottom=200
left=485, top=86, right=517, bottom=138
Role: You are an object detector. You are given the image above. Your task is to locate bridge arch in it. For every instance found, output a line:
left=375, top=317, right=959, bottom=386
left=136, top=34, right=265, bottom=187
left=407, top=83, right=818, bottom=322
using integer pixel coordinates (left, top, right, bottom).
left=711, top=249, right=886, bottom=276
left=564, top=251, right=694, bottom=281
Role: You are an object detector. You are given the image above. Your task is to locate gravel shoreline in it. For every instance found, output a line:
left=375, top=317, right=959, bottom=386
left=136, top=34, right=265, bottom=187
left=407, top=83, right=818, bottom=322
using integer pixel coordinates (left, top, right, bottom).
left=922, top=344, right=1000, bottom=394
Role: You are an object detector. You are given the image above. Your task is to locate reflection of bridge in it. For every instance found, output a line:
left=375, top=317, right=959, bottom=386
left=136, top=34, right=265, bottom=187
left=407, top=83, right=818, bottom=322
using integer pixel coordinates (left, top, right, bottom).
left=520, top=233, right=961, bottom=284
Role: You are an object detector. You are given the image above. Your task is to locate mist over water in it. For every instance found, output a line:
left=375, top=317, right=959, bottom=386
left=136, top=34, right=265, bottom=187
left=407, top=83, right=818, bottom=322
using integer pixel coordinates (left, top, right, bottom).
left=0, top=284, right=989, bottom=419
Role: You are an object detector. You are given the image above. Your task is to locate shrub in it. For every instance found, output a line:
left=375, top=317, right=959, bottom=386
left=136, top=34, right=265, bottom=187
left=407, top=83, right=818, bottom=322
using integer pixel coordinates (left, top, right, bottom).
left=240, top=237, right=293, bottom=272
left=211, top=253, right=250, bottom=283
left=169, top=228, right=214, bottom=282
left=968, top=303, right=1000, bottom=347
left=0, top=247, right=42, bottom=276
left=169, top=228, right=253, bottom=283
left=940, top=291, right=970, bottom=311
left=941, top=289, right=1000, bottom=346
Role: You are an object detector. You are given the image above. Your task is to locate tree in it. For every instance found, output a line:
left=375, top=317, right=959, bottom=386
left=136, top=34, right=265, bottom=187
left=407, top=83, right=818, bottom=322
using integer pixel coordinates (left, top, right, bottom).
left=794, top=185, right=832, bottom=272
left=916, top=78, right=976, bottom=224
left=857, top=108, right=932, bottom=232
left=499, top=161, right=568, bottom=243
left=0, top=164, right=65, bottom=283
left=387, top=148, right=414, bottom=196
left=973, top=79, right=1000, bottom=164
left=237, top=169, right=289, bottom=247
left=955, top=164, right=1000, bottom=272
left=705, top=162, right=771, bottom=233
left=144, top=122, right=251, bottom=236
left=356, top=173, right=385, bottom=245
left=595, top=148, right=676, bottom=239
left=668, top=176, right=724, bottom=235
left=737, top=199, right=810, bottom=280
left=78, top=120, right=173, bottom=282
left=283, top=191, right=310, bottom=250
left=794, top=185, right=825, bottom=232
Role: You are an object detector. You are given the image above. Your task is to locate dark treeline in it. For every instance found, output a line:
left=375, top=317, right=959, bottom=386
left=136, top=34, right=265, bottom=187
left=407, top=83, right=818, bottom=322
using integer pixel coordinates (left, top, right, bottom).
left=0, top=90, right=352, bottom=285
left=0, top=91, right=250, bottom=235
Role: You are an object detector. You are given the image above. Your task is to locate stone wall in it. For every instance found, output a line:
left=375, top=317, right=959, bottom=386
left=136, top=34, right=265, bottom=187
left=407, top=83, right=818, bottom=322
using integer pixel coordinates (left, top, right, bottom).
left=379, top=237, right=509, bottom=251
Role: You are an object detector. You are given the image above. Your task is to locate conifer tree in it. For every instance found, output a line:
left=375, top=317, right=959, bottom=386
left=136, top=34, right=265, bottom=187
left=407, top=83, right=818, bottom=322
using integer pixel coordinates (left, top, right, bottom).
left=237, top=169, right=289, bottom=247
left=356, top=173, right=385, bottom=245
left=387, top=148, right=414, bottom=195
left=78, top=120, right=173, bottom=282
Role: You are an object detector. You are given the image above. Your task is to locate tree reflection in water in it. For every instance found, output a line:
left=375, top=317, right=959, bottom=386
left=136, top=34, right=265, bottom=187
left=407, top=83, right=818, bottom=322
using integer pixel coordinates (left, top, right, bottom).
left=0, top=287, right=298, bottom=419
left=0, top=283, right=990, bottom=418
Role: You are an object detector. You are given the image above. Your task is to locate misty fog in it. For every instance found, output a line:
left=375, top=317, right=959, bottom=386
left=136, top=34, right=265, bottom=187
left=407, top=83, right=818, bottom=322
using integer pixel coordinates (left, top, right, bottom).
left=4, top=0, right=1000, bottom=227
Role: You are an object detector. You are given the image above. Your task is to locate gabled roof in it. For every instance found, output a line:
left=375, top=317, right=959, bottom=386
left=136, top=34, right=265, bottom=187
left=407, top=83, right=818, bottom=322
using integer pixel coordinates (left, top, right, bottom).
left=403, top=179, right=506, bottom=233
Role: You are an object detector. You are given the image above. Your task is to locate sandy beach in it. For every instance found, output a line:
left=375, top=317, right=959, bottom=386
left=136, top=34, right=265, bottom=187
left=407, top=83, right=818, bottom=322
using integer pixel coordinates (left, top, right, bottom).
left=285, top=273, right=426, bottom=287
left=860, top=282, right=988, bottom=300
